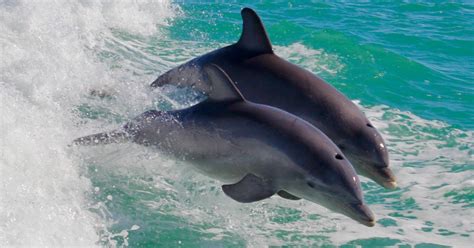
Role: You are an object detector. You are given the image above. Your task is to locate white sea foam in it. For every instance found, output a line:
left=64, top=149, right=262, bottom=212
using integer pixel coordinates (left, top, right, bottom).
left=0, top=0, right=178, bottom=246
left=275, top=43, right=344, bottom=75
left=0, top=85, right=99, bottom=246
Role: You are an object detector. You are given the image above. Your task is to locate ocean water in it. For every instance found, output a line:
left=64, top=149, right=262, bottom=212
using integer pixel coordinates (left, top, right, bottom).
left=1, top=1, right=473, bottom=247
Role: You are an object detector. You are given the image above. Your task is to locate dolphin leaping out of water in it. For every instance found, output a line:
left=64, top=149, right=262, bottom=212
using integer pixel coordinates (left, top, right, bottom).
left=150, top=7, right=396, bottom=189
left=75, top=64, right=375, bottom=226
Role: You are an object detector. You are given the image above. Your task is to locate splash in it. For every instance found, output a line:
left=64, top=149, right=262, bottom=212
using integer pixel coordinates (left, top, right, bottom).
left=0, top=0, right=179, bottom=246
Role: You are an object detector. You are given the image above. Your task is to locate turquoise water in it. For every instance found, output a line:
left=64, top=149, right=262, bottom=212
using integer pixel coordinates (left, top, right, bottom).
left=1, top=1, right=472, bottom=247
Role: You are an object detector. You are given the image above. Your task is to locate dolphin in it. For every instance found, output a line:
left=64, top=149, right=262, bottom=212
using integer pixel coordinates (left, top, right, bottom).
left=150, top=8, right=396, bottom=189
left=75, top=64, right=375, bottom=226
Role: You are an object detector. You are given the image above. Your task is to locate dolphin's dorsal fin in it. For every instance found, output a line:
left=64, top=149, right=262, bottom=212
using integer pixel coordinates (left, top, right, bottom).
left=236, top=7, right=273, bottom=54
left=203, top=64, right=245, bottom=103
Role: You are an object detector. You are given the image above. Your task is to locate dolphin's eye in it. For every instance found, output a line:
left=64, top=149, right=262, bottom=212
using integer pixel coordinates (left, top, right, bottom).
left=307, top=181, right=316, bottom=188
left=335, top=154, right=343, bottom=160
left=366, top=123, right=374, bottom=128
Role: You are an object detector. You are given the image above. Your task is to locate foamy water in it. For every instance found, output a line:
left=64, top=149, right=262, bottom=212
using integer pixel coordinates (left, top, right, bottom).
left=1, top=1, right=472, bottom=247
left=0, top=0, right=177, bottom=246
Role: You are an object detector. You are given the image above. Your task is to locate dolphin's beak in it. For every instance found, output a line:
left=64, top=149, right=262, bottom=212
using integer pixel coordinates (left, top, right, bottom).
left=350, top=156, right=397, bottom=189
left=383, top=180, right=397, bottom=189
left=349, top=203, right=376, bottom=227
left=375, top=167, right=397, bottom=189
left=314, top=194, right=376, bottom=227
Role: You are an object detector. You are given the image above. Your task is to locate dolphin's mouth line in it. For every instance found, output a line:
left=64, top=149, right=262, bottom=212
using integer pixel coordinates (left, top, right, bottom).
left=315, top=193, right=375, bottom=227
left=350, top=156, right=397, bottom=189
left=366, top=166, right=397, bottom=189
left=333, top=202, right=375, bottom=227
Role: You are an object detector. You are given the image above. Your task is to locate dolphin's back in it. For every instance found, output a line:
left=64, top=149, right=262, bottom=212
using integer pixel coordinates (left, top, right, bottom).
left=206, top=46, right=364, bottom=135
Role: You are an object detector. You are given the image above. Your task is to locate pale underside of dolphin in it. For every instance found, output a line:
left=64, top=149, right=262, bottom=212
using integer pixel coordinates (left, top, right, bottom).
left=75, top=65, right=375, bottom=226
left=150, top=7, right=396, bottom=189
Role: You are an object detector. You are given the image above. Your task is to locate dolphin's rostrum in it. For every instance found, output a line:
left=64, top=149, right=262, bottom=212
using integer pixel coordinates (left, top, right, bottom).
left=151, top=7, right=396, bottom=189
left=75, top=64, right=375, bottom=226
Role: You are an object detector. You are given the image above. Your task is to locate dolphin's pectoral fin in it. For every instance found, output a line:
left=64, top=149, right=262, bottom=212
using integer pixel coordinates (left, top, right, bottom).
left=277, top=190, right=301, bottom=200
left=222, top=174, right=276, bottom=203
left=236, top=8, right=273, bottom=54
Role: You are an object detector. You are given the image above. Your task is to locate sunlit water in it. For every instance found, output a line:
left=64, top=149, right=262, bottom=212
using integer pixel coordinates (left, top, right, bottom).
left=1, top=1, right=472, bottom=247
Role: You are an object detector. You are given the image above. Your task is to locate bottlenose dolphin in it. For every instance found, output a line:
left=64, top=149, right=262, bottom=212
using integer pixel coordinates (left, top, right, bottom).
left=75, top=65, right=375, bottom=226
left=150, top=8, right=396, bottom=189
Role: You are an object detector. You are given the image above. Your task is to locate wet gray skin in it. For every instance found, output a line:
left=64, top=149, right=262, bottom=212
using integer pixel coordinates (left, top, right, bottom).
left=75, top=65, right=375, bottom=226
left=150, top=8, right=396, bottom=189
